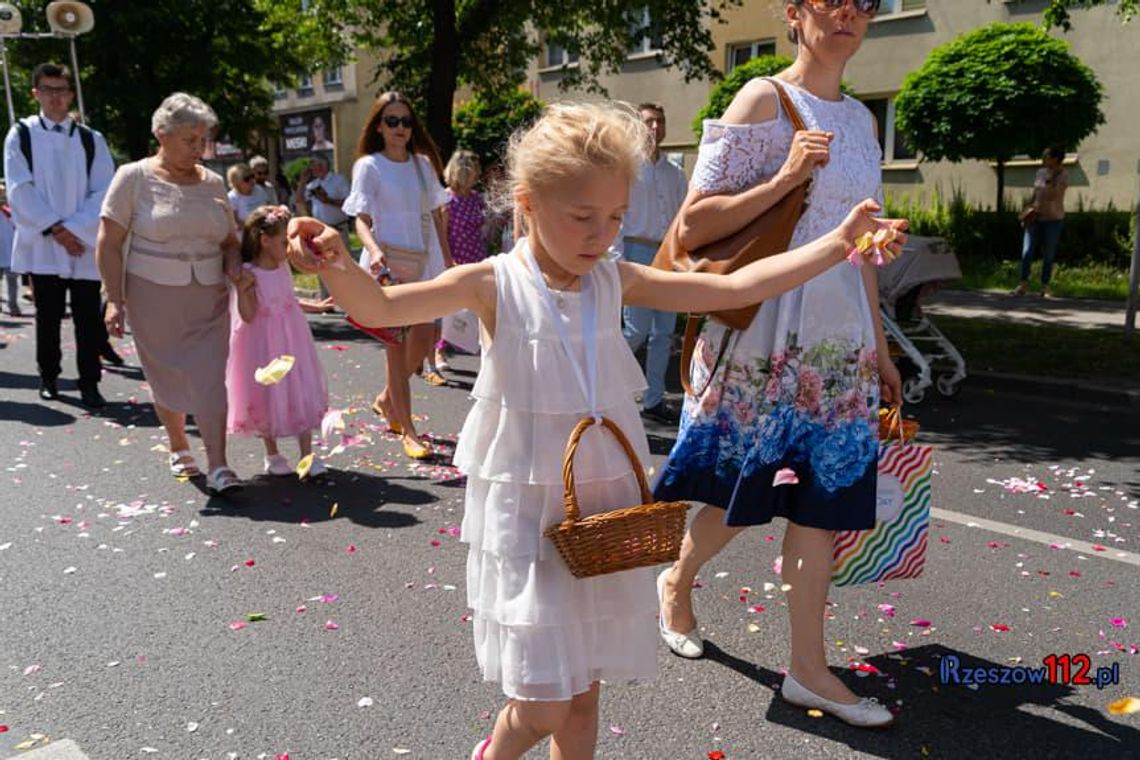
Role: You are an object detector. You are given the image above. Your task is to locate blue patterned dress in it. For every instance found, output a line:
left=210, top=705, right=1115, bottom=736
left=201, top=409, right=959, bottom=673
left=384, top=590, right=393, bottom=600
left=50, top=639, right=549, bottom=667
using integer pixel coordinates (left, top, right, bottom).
left=654, top=81, right=884, bottom=531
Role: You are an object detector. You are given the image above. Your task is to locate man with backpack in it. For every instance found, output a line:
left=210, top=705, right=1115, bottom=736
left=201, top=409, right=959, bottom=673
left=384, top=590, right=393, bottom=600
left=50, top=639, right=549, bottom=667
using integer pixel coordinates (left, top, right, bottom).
left=4, top=62, right=115, bottom=407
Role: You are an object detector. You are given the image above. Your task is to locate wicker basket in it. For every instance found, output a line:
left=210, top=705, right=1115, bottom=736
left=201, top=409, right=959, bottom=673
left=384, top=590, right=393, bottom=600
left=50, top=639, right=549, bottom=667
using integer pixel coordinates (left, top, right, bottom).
left=879, top=406, right=919, bottom=443
left=544, top=417, right=690, bottom=579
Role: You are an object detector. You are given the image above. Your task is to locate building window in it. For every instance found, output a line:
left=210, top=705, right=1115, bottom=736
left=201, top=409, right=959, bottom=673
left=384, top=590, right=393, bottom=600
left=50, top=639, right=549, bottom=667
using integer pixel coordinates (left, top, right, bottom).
left=323, top=67, right=343, bottom=89
left=861, top=96, right=917, bottom=164
left=627, top=6, right=663, bottom=56
left=272, top=81, right=286, bottom=100
left=727, top=39, right=777, bottom=71
left=298, top=74, right=313, bottom=96
left=545, top=41, right=579, bottom=68
left=879, top=0, right=925, bottom=14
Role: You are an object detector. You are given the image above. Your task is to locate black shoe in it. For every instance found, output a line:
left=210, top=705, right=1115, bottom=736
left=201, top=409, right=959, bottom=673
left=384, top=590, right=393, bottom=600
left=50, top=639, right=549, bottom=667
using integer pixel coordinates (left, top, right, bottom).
left=100, top=345, right=125, bottom=366
left=79, top=385, right=106, bottom=409
left=39, top=379, right=59, bottom=401
left=641, top=401, right=679, bottom=425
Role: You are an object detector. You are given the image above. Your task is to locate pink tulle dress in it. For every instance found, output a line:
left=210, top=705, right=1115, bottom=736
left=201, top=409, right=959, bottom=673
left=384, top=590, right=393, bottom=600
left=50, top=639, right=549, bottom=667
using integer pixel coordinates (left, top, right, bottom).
left=226, top=262, right=328, bottom=439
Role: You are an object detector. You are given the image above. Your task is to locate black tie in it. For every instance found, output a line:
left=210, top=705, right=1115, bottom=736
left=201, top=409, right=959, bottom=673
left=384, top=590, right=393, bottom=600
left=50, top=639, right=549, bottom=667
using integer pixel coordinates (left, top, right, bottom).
left=52, top=124, right=62, bottom=133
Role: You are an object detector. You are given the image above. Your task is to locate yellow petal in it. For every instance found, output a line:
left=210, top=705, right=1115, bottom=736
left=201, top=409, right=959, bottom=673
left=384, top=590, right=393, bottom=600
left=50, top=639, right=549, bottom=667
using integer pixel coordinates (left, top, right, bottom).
left=329, top=502, right=339, bottom=518
left=806, top=709, right=824, bottom=718
left=296, top=453, right=314, bottom=480
left=746, top=622, right=761, bottom=633
left=1107, top=696, right=1140, bottom=715
left=854, top=231, right=874, bottom=254
left=254, top=355, right=296, bottom=386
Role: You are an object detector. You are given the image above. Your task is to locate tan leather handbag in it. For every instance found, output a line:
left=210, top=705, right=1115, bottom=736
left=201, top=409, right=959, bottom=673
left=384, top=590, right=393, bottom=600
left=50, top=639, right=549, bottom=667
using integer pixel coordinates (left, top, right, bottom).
left=651, top=78, right=811, bottom=396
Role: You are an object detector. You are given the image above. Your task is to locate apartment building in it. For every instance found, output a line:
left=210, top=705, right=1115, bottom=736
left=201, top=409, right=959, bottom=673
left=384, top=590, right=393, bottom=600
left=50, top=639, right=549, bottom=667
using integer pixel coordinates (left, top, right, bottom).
left=270, top=48, right=385, bottom=181
left=528, top=1, right=1137, bottom=209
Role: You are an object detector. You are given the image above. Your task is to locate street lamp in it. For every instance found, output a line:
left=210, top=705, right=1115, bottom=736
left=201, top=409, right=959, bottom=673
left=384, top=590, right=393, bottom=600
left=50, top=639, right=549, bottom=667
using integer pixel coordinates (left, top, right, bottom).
left=0, top=1, right=94, bottom=128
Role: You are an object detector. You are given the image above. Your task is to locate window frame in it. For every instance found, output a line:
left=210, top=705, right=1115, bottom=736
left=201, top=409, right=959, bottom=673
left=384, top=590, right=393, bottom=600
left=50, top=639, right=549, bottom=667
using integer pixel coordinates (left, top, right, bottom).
left=627, top=6, right=663, bottom=58
left=297, top=73, right=314, bottom=96
left=861, top=94, right=918, bottom=167
left=726, top=38, right=777, bottom=71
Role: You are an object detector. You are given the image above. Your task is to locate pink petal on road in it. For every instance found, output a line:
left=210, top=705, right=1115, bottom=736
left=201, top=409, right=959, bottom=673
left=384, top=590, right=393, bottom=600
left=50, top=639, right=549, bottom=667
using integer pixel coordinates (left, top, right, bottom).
left=910, top=619, right=932, bottom=628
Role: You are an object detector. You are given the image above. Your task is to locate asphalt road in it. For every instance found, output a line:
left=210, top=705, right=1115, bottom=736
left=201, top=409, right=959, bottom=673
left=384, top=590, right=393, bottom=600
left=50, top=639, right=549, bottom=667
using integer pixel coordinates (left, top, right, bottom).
left=1, top=311, right=1137, bottom=760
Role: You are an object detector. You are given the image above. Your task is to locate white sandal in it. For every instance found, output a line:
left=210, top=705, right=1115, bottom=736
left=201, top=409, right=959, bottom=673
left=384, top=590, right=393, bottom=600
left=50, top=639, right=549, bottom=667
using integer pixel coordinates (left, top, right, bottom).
left=206, top=467, right=243, bottom=494
left=657, top=568, right=704, bottom=659
left=168, top=450, right=200, bottom=478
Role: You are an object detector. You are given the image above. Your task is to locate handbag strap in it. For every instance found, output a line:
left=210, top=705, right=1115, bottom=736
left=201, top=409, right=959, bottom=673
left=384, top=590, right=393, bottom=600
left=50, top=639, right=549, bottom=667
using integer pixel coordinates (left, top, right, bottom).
left=767, top=78, right=808, bottom=133
left=679, top=316, right=734, bottom=399
left=410, top=153, right=433, bottom=244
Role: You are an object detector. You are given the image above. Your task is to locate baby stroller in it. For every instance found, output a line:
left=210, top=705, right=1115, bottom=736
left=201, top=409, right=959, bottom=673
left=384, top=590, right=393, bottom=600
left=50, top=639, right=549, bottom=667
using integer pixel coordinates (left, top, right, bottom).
left=878, top=235, right=967, bottom=404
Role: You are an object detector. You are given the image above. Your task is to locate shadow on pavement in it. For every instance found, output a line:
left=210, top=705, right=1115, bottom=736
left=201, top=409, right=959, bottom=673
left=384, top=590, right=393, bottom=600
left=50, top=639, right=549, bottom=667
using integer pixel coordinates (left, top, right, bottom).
left=197, top=465, right=427, bottom=530
left=701, top=641, right=1136, bottom=757
left=910, top=391, right=1140, bottom=464
left=0, top=399, right=77, bottom=426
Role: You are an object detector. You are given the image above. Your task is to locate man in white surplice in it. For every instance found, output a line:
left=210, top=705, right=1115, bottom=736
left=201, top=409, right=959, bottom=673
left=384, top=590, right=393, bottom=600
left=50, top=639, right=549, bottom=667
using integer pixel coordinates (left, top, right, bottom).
left=3, top=62, right=114, bottom=407
left=616, top=102, right=687, bottom=425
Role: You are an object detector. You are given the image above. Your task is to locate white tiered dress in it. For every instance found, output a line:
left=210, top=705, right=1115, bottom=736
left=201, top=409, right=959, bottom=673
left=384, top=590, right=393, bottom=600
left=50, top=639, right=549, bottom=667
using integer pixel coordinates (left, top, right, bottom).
left=453, top=240, right=659, bottom=701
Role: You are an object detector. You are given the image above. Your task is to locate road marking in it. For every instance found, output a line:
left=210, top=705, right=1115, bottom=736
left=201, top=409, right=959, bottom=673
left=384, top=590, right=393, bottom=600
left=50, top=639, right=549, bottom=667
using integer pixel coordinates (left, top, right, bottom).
left=3, top=740, right=90, bottom=760
left=932, top=507, right=1140, bottom=567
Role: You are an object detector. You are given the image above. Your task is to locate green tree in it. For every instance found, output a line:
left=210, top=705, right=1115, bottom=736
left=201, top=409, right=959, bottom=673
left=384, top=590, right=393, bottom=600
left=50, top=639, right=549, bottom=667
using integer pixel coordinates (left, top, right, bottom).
left=312, top=0, right=743, bottom=159
left=453, top=88, right=544, bottom=169
left=4, top=0, right=342, bottom=160
left=691, top=54, right=794, bottom=138
left=1041, top=0, right=1137, bottom=30
left=894, top=23, right=1104, bottom=211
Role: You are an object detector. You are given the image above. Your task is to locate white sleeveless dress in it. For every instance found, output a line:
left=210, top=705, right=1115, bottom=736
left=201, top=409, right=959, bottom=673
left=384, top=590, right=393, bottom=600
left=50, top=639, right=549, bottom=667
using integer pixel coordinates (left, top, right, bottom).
left=453, top=240, right=658, bottom=701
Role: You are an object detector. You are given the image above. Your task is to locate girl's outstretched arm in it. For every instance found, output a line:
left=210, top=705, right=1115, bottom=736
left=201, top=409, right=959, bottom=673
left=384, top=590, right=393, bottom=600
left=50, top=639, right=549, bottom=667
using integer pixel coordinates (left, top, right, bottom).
left=286, top=217, right=496, bottom=331
left=621, top=199, right=906, bottom=314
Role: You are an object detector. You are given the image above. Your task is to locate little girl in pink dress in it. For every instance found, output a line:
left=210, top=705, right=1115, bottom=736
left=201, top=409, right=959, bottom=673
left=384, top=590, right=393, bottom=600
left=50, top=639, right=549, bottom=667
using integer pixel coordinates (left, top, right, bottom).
left=227, top=206, right=329, bottom=476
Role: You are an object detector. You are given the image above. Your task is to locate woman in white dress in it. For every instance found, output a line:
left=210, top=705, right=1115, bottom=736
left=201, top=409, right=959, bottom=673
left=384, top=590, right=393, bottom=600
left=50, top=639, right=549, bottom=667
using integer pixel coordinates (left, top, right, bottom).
left=655, top=0, right=903, bottom=727
left=342, top=92, right=454, bottom=460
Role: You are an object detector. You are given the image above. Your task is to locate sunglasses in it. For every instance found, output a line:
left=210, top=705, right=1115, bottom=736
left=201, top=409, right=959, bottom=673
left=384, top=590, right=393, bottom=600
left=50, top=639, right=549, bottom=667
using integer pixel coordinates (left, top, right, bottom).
left=803, top=0, right=881, bottom=17
left=36, top=84, right=73, bottom=96
left=382, top=115, right=414, bottom=129
left=241, top=174, right=255, bottom=182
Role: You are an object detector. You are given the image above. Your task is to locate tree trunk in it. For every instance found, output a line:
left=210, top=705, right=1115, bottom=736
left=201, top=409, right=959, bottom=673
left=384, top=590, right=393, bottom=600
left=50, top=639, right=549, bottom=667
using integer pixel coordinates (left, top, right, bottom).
left=995, top=157, right=1006, bottom=213
left=425, top=0, right=458, bottom=164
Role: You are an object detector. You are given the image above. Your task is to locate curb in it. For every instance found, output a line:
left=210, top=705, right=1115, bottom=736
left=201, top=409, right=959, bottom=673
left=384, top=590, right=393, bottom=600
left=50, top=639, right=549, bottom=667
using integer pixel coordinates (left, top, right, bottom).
left=966, top=370, right=1140, bottom=409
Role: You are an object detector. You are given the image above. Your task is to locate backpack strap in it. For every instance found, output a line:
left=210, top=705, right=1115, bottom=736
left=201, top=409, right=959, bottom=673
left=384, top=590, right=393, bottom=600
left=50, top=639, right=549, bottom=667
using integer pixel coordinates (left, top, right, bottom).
left=16, top=121, right=32, bottom=174
left=71, top=123, right=96, bottom=177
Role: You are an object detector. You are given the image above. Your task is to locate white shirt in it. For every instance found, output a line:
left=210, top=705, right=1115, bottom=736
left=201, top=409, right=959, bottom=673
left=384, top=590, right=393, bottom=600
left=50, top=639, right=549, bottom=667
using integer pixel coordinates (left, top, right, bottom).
left=615, top=153, right=687, bottom=255
left=305, top=172, right=350, bottom=226
left=227, top=184, right=274, bottom=224
left=3, top=113, right=115, bottom=280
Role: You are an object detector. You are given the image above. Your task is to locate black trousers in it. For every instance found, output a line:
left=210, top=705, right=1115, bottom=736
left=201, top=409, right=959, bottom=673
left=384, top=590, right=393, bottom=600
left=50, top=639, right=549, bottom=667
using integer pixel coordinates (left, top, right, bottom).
left=30, top=274, right=103, bottom=388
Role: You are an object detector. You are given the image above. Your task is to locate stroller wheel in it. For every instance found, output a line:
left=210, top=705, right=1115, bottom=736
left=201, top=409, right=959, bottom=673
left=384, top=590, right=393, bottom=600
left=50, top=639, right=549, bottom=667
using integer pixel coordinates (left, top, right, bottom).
left=936, top=372, right=962, bottom=398
left=903, top=377, right=927, bottom=405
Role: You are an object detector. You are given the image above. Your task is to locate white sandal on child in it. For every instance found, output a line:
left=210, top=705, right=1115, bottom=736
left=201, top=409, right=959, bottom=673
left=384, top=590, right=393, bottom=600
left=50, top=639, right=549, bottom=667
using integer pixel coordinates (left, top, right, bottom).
left=168, top=450, right=200, bottom=478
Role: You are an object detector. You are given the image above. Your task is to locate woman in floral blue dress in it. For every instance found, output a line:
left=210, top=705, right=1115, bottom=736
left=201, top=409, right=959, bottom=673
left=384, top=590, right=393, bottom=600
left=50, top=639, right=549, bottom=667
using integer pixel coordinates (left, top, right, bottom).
left=654, top=0, right=902, bottom=728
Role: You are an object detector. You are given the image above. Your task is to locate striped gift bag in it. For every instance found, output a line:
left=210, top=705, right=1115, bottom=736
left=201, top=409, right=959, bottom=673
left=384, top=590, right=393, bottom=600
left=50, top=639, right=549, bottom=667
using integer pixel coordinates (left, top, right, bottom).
left=831, top=437, right=932, bottom=587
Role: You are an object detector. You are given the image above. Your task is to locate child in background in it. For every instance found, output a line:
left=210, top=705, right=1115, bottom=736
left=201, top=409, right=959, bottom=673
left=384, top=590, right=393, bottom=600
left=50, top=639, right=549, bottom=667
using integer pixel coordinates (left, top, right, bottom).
left=434, top=149, right=488, bottom=365
left=227, top=206, right=329, bottom=477
left=286, top=102, right=906, bottom=760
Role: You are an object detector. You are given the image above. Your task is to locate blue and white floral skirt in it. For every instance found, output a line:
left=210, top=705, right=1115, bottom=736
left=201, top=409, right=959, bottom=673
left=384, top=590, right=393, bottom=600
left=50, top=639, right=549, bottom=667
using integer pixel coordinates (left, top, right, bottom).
left=653, top=330, right=879, bottom=531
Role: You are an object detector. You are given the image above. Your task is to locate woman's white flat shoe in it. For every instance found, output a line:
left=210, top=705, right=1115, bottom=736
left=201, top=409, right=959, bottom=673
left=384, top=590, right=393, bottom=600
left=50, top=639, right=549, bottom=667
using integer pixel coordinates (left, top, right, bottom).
left=657, top=568, right=703, bottom=659
left=206, top=467, right=243, bottom=495
left=781, top=672, right=895, bottom=728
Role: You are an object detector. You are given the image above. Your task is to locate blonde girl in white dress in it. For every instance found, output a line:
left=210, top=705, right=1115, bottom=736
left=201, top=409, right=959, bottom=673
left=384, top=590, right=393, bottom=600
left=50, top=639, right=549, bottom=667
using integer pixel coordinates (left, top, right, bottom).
left=286, top=102, right=906, bottom=760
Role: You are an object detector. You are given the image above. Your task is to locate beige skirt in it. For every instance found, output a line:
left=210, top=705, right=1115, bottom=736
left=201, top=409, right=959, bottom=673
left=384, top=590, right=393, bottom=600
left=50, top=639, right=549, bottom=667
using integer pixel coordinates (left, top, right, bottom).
left=126, top=273, right=229, bottom=417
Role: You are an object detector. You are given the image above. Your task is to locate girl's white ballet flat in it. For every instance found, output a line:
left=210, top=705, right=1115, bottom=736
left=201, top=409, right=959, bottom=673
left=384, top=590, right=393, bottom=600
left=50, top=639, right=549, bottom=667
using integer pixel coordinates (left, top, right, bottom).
left=781, top=672, right=895, bottom=728
left=656, top=568, right=704, bottom=659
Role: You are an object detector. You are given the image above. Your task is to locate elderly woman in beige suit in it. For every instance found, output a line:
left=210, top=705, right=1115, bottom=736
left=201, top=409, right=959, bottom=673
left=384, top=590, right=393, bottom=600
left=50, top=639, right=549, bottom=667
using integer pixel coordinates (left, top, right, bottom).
left=96, top=93, right=246, bottom=494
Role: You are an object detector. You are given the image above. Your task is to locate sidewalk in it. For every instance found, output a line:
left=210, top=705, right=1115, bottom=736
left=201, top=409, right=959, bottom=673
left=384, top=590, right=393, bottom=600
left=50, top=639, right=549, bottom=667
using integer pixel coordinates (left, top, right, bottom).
left=921, top=288, right=1139, bottom=408
left=922, top=287, right=1127, bottom=331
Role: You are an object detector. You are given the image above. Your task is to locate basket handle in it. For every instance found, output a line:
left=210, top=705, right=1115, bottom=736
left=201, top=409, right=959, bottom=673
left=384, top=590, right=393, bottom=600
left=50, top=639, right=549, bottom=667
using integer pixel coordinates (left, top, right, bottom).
left=561, top=416, right=653, bottom=523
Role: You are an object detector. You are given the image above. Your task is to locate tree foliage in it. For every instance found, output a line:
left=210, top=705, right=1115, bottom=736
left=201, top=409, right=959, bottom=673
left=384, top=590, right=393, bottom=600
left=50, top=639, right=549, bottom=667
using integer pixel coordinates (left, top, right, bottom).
left=894, top=23, right=1104, bottom=210
left=3, top=0, right=341, bottom=161
left=453, top=89, right=544, bottom=169
left=310, top=0, right=742, bottom=158
left=1041, top=0, right=1137, bottom=30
